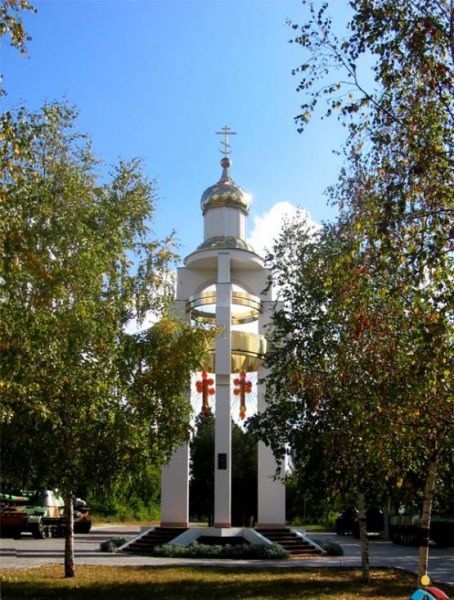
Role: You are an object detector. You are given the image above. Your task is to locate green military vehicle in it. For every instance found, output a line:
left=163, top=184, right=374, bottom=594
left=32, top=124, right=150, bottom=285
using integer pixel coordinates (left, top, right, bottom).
left=0, top=490, right=92, bottom=538
left=390, top=513, right=454, bottom=547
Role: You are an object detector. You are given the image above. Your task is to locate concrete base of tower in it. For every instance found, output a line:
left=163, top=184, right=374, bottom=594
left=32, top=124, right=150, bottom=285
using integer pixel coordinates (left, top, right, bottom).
left=161, top=527, right=271, bottom=547
left=213, top=522, right=231, bottom=528
left=160, top=521, right=189, bottom=528
left=257, top=440, right=286, bottom=526
left=160, top=443, right=190, bottom=527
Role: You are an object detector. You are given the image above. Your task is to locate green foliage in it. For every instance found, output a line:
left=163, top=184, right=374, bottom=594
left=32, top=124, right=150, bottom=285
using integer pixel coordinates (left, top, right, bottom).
left=0, top=0, right=36, bottom=95
left=0, top=0, right=35, bottom=53
left=231, top=417, right=258, bottom=527
left=250, top=219, right=397, bottom=504
left=189, top=411, right=257, bottom=526
left=291, top=0, right=453, bottom=143
left=286, top=439, right=342, bottom=524
left=0, top=101, right=214, bottom=577
left=88, top=465, right=161, bottom=522
left=0, top=101, right=213, bottom=496
left=189, top=412, right=215, bottom=522
left=312, top=538, right=344, bottom=556
left=252, top=0, right=453, bottom=582
left=254, top=0, right=453, bottom=505
left=151, top=542, right=289, bottom=560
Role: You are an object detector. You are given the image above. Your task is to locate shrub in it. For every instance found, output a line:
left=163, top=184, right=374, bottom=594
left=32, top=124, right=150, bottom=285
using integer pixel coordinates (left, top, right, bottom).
left=312, top=538, right=344, bottom=556
left=151, top=542, right=289, bottom=560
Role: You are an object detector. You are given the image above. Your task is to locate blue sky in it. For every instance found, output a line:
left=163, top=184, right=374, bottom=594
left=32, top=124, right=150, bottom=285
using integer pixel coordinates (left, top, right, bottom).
left=2, top=0, right=352, bottom=258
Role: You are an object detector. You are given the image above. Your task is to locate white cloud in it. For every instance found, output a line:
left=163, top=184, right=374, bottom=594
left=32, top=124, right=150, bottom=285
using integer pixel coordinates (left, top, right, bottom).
left=125, top=202, right=318, bottom=334
left=248, top=201, right=319, bottom=257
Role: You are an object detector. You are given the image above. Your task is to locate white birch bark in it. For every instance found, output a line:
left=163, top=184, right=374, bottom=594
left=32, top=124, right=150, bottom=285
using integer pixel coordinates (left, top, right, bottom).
left=418, top=458, right=438, bottom=583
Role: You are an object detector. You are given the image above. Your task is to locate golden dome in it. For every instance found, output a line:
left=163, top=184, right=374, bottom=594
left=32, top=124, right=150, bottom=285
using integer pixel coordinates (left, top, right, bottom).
left=201, top=157, right=250, bottom=215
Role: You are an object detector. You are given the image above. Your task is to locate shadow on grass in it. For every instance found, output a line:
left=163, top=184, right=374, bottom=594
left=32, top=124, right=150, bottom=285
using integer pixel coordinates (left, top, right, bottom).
left=0, top=566, right=418, bottom=600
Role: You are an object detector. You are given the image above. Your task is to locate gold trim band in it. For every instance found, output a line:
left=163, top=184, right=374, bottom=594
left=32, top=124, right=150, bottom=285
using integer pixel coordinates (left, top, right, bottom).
left=200, top=331, right=267, bottom=373
left=187, top=290, right=261, bottom=325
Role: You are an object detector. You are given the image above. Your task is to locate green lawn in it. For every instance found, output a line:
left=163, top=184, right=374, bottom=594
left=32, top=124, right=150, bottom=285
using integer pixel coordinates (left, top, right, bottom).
left=0, top=565, right=422, bottom=599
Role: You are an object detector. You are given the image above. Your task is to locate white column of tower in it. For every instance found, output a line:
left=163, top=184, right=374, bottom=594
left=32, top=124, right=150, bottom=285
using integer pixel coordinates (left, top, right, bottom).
left=214, top=251, right=232, bottom=527
left=257, top=300, right=286, bottom=526
left=160, top=298, right=189, bottom=527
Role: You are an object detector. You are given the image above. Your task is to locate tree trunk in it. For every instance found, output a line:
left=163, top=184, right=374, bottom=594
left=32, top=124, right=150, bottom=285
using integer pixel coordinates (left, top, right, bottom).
left=64, top=494, right=75, bottom=578
left=358, top=490, right=370, bottom=583
left=383, top=509, right=390, bottom=540
left=418, top=458, right=437, bottom=584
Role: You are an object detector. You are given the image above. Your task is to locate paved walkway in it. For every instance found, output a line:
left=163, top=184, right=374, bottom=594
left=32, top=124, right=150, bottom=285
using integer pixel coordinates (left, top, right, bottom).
left=0, top=526, right=453, bottom=587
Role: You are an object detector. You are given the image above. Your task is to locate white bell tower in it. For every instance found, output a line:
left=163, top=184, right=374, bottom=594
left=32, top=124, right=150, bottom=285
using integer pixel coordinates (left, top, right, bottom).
left=160, top=128, right=285, bottom=529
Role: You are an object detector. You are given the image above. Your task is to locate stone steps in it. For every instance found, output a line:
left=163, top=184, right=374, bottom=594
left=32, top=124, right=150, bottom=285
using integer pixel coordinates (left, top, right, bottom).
left=122, top=527, right=187, bottom=555
left=255, top=528, right=322, bottom=557
left=123, top=526, right=322, bottom=558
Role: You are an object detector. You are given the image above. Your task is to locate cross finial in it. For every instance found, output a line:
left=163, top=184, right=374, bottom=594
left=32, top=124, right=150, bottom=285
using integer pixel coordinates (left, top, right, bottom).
left=215, top=125, right=237, bottom=158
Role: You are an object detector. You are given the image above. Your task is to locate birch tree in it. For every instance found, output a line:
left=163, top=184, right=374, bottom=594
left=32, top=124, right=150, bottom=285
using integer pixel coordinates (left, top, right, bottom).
left=253, top=0, right=452, bottom=582
left=0, top=102, right=212, bottom=577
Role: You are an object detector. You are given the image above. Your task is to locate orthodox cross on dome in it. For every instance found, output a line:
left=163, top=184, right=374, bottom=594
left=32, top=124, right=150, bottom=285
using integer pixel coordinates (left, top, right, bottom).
left=215, top=125, right=237, bottom=158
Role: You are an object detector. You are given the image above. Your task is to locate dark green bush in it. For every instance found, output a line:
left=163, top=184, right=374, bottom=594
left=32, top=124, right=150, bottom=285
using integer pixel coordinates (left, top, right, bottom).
left=89, top=465, right=161, bottom=522
left=151, top=542, right=289, bottom=560
left=312, top=538, right=344, bottom=556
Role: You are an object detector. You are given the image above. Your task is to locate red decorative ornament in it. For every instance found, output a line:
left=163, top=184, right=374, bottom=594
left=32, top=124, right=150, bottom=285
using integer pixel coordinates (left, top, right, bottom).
left=233, top=372, right=252, bottom=420
left=195, top=371, right=215, bottom=416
